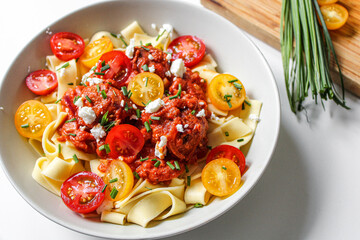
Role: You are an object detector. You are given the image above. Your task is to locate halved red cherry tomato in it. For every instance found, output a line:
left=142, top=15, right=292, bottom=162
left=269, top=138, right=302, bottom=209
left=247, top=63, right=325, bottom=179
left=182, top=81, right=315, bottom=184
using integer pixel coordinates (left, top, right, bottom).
left=167, top=35, right=206, bottom=67
left=25, top=70, right=58, bottom=95
left=96, top=50, right=132, bottom=86
left=50, top=32, right=85, bottom=61
left=105, top=124, right=145, bottom=158
left=206, top=144, right=246, bottom=174
left=60, top=171, right=105, bottom=214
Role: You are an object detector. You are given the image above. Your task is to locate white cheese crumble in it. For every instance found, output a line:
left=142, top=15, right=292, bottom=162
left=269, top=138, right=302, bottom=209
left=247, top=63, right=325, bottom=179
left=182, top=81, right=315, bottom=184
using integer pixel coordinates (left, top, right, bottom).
left=148, top=54, right=154, bottom=60
left=125, top=38, right=135, bottom=59
left=79, top=126, right=86, bottom=131
left=170, top=59, right=185, bottom=78
left=196, top=109, right=206, bottom=117
left=184, top=124, right=189, bottom=128
left=166, top=53, right=172, bottom=61
left=45, top=27, right=53, bottom=35
left=78, top=107, right=96, bottom=124
left=120, top=100, right=125, bottom=107
left=160, top=24, right=173, bottom=39
left=249, top=114, right=261, bottom=122
left=81, top=69, right=94, bottom=83
left=86, top=77, right=103, bottom=86
left=151, top=23, right=157, bottom=30
left=145, top=98, right=164, bottom=113
left=199, top=101, right=205, bottom=106
left=27, top=66, right=31, bottom=73
left=74, top=97, right=84, bottom=108
left=165, top=71, right=171, bottom=77
left=149, top=65, right=156, bottom=73
left=176, top=124, right=184, bottom=133
left=132, top=104, right=137, bottom=110
left=90, top=124, right=106, bottom=142
left=210, top=112, right=220, bottom=121
left=96, top=199, right=113, bottom=215
left=155, top=136, right=168, bottom=159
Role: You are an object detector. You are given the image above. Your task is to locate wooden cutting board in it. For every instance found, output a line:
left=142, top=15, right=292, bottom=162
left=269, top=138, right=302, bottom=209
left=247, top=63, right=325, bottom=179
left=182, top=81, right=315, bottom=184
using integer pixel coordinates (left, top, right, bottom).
left=201, top=0, right=360, bottom=97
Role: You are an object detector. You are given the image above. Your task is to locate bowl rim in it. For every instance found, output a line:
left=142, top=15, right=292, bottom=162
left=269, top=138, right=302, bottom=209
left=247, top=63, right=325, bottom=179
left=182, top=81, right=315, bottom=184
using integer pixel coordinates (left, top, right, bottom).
left=0, top=0, right=281, bottom=239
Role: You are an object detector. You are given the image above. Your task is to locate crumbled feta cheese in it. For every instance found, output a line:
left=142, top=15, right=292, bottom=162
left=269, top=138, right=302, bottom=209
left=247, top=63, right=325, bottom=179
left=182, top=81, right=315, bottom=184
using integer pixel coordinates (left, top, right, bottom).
left=120, top=100, right=125, bottom=107
left=160, top=24, right=173, bottom=38
left=79, top=126, right=86, bottom=131
left=125, top=38, right=135, bottom=59
left=90, top=124, right=106, bottom=142
left=148, top=54, right=154, bottom=60
left=155, top=136, right=168, bottom=159
left=27, top=66, right=31, bottom=73
left=210, top=112, right=220, bottom=121
left=166, top=53, right=172, bottom=61
left=78, top=107, right=96, bottom=124
left=170, top=59, right=185, bottom=78
left=81, top=69, right=94, bottom=83
left=132, top=104, right=137, bottom=110
left=145, top=98, right=164, bottom=113
left=249, top=114, right=260, bottom=122
left=149, top=65, right=156, bottom=73
left=165, top=71, right=171, bottom=77
left=96, top=199, right=113, bottom=215
left=199, top=101, right=205, bottom=106
left=151, top=23, right=157, bottom=30
left=86, top=77, right=103, bottom=86
left=196, top=109, right=206, bottom=117
left=74, top=97, right=84, bottom=108
left=45, top=27, right=53, bottom=35
left=130, top=115, right=138, bottom=120
left=176, top=124, right=184, bottom=133
left=184, top=124, right=189, bottom=128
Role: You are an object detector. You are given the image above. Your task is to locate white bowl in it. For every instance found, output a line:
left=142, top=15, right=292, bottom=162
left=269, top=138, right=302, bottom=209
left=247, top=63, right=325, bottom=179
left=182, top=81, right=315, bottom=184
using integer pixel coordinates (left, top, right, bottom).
left=0, top=0, right=280, bottom=239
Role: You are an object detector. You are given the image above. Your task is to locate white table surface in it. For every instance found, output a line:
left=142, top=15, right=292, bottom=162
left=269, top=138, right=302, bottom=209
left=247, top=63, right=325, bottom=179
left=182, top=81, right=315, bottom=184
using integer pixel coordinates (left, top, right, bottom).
left=1, top=0, right=360, bottom=239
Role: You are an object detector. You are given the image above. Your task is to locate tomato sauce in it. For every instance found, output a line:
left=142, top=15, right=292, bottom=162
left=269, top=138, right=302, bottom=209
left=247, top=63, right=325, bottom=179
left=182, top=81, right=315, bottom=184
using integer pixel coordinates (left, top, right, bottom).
left=59, top=45, right=210, bottom=184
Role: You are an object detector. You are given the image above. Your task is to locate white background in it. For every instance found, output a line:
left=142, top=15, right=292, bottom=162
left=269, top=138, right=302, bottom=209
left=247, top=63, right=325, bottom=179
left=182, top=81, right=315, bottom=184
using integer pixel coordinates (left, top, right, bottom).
left=1, top=0, right=360, bottom=239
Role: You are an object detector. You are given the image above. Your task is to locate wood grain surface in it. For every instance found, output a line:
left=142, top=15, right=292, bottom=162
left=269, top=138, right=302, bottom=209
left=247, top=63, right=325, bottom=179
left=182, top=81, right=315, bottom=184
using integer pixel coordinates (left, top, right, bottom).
left=201, top=0, right=360, bottom=97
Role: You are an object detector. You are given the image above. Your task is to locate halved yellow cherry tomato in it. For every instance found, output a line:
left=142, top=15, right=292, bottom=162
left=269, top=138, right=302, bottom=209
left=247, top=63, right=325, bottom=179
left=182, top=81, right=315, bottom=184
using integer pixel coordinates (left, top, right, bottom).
left=202, top=158, right=241, bottom=197
left=317, top=0, right=338, bottom=5
left=208, top=74, right=246, bottom=111
left=127, top=72, right=164, bottom=107
left=79, top=36, right=113, bottom=68
left=14, top=100, right=52, bottom=139
left=320, top=4, right=348, bottom=30
left=103, top=160, right=134, bottom=201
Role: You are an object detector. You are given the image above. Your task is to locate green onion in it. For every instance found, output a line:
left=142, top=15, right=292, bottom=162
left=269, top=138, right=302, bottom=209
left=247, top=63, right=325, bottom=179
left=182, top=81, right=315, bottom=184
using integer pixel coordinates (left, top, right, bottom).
left=72, top=154, right=79, bottom=163
left=145, top=77, right=149, bottom=87
left=100, top=64, right=110, bottom=72
left=94, top=72, right=105, bottom=76
left=169, top=84, right=182, bottom=99
left=100, top=111, right=109, bottom=126
left=57, top=62, right=69, bottom=70
left=166, top=162, right=175, bottom=170
left=21, top=124, right=29, bottom=128
left=145, top=43, right=151, bottom=46
left=124, top=102, right=129, bottom=112
left=280, top=0, right=348, bottom=113
left=145, top=186, right=153, bottom=190
left=191, top=110, right=196, bottom=115
left=225, top=131, right=229, bottom=137
left=244, top=99, right=251, bottom=106
left=68, top=133, right=76, bottom=137
left=58, top=144, right=61, bottom=154
left=174, top=161, right=180, bottom=170
left=237, top=138, right=244, bottom=142
left=228, top=79, right=238, bottom=83
left=233, top=82, right=242, bottom=90
left=151, top=158, right=157, bottom=161
left=142, top=46, right=150, bottom=51
left=121, top=86, right=128, bottom=96
left=140, top=157, right=149, bottom=162
left=101, top=60, right=106, bottom=67
left=73, top=96, right=80, bottom=104
left=150, top=116, right=160, bottom=121
left=96, top=85, right=100, bottom=93
left=65, top=118, right=76, bottom=123
left=101, top=184, right=107, bottom=193
left=119, top=35, right=128, bottom=47
left=227, top=101, right=232, bottom=108
left=224, top=94, right=232, bottom=99
left=67, top=83, right=74, bottom=85
left=101, top=90, right=107, bottom=99
left=110, top=33, right=118, bottom=38
left=144, top=121, right=151, bottom=132
left=85, top=95, right=92, bottom=103
left=148, top=119, right=152, bottom=124
left=187, top=176, right=191, bottom=186
left=207, top=145, right=212, bottom=150
left=110, top=187, right=118, bottom=199
left=80, top=82, right=87, bottom=87
left=128, top=91, right=132, bottom=98
left=105, top=121, right=116, bottom=132
left=185, top=164, right=189, bottom=173
left=242, top=103, right=245, bottom=110
left=99, top=144, right=110, bottom=154
left=222, top=166, right=227, bottom=170
left=55, top=99, right=61, bottom=104
left=136, top=109, right=141, bottom=118
left=194, top=203, right=203, bottom=208
left=156, top=29, right=166, bottom=41
left=112, top=90, right=117, bottom=97
left=142, top=64, right=149, bottom=71
left=109, top=178, right=118, bottom=183
left=154, top=160, right=161, bottom=167
left=133, top=171, right=140, bottom=179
